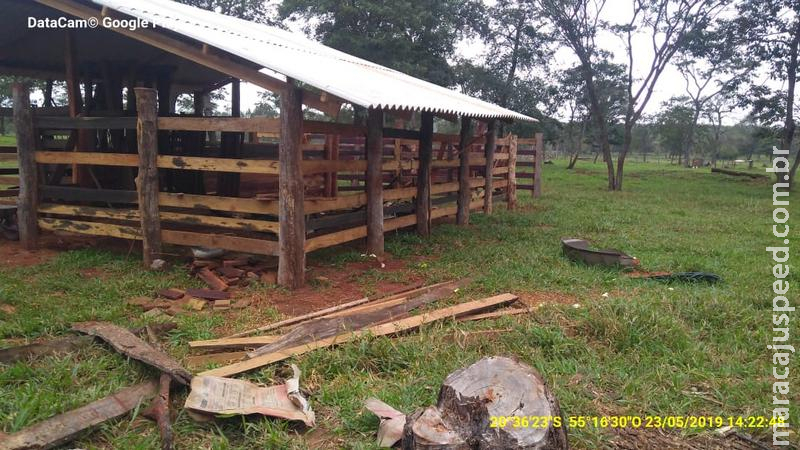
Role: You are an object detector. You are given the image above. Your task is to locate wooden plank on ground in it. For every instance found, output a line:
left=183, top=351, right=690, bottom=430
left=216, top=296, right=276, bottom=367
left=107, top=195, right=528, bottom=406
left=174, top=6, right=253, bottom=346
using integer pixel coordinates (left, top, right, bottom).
left=0, top=381, right=157, bottom=450
left=185, top=351, right=246, bottom=369
left=200, top=293, right=518, bottom=377
left=72, top=321, right=192, bottom=385
left=458, top=307, right=534, bottom=322
left=188, top=336, right=281, bottom=349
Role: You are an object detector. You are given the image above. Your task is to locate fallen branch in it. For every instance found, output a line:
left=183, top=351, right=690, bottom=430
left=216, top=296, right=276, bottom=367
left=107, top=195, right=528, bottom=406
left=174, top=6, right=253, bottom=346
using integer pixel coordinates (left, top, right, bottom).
left=0, top=381, right=157, bottom=450
left=143, top=374, right=173, bottom=450
left=200, top=293, right=518, bottom=378
left=73, top=322, right=192, bottom=385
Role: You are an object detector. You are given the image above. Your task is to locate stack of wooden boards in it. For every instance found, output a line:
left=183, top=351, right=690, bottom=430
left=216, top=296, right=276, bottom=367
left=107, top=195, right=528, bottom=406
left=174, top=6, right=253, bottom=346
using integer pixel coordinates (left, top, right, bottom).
left=186, top=280, right=531, bottom=377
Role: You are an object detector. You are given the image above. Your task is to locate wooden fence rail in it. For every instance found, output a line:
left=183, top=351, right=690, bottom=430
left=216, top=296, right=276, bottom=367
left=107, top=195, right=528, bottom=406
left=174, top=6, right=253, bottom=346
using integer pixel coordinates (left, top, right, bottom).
left=12, top=89, right=542, bottom=288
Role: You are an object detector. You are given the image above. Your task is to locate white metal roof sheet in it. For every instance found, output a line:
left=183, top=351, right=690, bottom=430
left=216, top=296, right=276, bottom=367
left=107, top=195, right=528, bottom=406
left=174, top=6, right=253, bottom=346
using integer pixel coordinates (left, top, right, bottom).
left=91, top=0, right=536, bottom=122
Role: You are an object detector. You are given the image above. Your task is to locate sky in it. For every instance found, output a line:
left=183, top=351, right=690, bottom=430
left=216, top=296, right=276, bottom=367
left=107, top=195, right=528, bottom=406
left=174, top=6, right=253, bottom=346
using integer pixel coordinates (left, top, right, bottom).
left=233, top=0, right=754, bottom=125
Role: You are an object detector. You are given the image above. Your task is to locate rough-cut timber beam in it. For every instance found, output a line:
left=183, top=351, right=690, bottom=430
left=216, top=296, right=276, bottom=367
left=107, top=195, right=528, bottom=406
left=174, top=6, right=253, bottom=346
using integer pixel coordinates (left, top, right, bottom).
left=278, top=81, right=305, bottom=289
left=12, top=83, right=38, bottom=249
left=416, top=111, right=434, bottom=236
left=135, top=88, right=162, bottom=267
left=456, top=117, right=473, bottom=225
left=508, top=134, right=518, bottom=210
left=534, top=132, right=544, bottom=199
left=483, top=119, right=497, bottom=214
left=35, top=0, right=343, bottom=115
left=366, top=108, right=384, bottom=255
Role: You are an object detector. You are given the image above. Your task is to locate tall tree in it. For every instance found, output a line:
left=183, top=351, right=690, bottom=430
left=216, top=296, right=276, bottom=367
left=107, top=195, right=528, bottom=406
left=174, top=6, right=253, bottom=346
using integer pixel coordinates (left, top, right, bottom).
left=279, top=0, right=482, bottom=87
left=737, top=0, right=800, bottom=189
left=538, top=0, right=725, bottom=190
left=675, top=19, right=752, bottom=167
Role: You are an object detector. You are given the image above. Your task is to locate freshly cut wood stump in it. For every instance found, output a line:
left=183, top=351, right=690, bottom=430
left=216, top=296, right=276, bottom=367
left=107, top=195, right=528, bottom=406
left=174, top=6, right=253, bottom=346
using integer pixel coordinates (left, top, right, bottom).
left=402, top=356, right=568, bottom=449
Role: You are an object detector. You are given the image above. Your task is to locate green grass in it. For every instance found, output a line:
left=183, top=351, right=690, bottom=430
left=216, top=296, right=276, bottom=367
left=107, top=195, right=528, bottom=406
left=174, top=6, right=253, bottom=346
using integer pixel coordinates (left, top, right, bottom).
left=0, top=135, right=15, bottom=147
left=0, top=161, right=797, bottom=448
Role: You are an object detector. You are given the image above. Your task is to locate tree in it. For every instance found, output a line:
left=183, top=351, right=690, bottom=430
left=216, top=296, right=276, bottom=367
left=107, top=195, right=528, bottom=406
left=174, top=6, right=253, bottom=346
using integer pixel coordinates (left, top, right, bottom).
left=537, top=0, right=726, bottom=190
left=704, top=95, right=735, bottom=167
left=175, top=0, right=274, bottom=23
left=279, top=0, right=482, bottom=87
left=655, top=97, right=695, bottom=164
left=736, top=0, right=800, bottom=189
left=675, top=19, right=752, bottom=167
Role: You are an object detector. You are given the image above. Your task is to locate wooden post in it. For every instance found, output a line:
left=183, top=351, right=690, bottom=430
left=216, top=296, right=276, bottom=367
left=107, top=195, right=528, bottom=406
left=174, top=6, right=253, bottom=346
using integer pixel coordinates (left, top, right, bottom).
left=218, top=79, right=242, bottom=196
left=13, top=83, right=38, bottom=250
left=533, top=132, right=544, bottom=199
left=135, top=88, right=162, bottom=267
left=456, top=116, right=472, bottom=225
left=278, top=82, right=306, bottom=289
left=507, top=134, right=518, bottom=210
left=483, top=119, right=497, bottom=215
left=416, top=111, right=434, bottom=236
left=366, top=108, right=384, bottom=255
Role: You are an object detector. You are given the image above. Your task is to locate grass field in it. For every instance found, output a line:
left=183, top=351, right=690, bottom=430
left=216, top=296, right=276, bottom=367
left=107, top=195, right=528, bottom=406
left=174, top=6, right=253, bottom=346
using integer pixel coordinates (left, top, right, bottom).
left=0, top=161, right=797, bottom=449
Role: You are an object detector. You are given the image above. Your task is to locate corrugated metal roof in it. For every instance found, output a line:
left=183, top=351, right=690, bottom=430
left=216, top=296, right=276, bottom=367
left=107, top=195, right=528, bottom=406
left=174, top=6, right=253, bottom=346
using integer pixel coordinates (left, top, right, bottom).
left=91, top=0, right=536, bottom=122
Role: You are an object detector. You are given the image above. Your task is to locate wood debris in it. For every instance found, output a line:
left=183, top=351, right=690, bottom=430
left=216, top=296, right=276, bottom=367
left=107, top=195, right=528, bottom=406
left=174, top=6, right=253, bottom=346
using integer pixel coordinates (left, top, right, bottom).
left=0, top=381, right=157, bottom=450
left=158, top=288, right=185, bottom=300
left=200, top=293, right=518, bottom=377
left=365, top=398, right=406, bottom=447
left=142, top=374, right=174, bottom=450
left=185, top=288, right=230, bottom=300
left=186, top=297, right=208, bottom=311
left=72, top=321, right=192, bottom=385
left=197, top=267, right=229, bottom=291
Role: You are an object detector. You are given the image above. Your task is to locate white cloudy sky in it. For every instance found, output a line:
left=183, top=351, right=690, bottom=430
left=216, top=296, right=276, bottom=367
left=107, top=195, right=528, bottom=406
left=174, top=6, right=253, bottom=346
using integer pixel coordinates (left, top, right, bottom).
left=234, top=0, right=758, bottom=125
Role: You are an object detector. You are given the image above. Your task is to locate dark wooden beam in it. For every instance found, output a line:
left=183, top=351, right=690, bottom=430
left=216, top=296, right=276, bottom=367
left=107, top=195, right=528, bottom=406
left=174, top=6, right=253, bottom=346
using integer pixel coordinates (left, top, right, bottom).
left=533, top=132, right=543, bottom=199
left=13, top=83, right=38, bottom=249
left=456, top=117, right=472, bottom=225
left=135, top=88, right=162, bottom=267
left=366, top=108, right=384, bottom=255
left=416, top=111, right=434, bottom=236
left=483, top=119, right=497, bottom=215
left=278, top=82, right=306, bottom=289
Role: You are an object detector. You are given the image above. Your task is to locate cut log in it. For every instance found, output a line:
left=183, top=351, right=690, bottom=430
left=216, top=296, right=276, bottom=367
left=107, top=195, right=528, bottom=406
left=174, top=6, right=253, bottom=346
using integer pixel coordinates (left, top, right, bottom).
left=72, top=322, right=192, bottom=385
left=201, top=293, right=518, bottom=377
left=247, top=280, right=467, bottom=358
left=710, top=167, right=768, bottom=179
left=143, top=373, right=173, bottom=450
left=0, top=381, right=157, bottom=450
left=402, top=356, right=568, bottom=449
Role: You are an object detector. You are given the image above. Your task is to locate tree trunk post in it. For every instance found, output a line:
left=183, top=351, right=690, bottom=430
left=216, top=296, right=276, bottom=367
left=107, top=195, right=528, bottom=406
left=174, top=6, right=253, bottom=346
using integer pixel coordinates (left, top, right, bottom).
left=13, top=83, right=38, bottom=250
left=533, top=132, right=544, bottom=199
left=507, top=134, right=518, bottom=210
left=366, top=108, right=385, bottom=255
left=483, top=119, right=497, bottom=215
left=278, top=82, right=306, bottom=289
left=134, top=88, right=162, bottom=268
left=456, top=116, right=472, bottom=225
left=416, top=112, right=434, bottom=236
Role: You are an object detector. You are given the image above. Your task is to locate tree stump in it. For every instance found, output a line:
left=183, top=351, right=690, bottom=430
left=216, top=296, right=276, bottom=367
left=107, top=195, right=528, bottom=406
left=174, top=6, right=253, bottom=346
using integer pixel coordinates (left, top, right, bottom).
left=402, top=356, right=568, bottom=450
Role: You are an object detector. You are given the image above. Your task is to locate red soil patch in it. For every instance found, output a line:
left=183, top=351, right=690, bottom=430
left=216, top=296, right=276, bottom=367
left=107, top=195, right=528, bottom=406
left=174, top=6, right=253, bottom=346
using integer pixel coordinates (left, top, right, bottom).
left=0, top=239, right=57, bottom=267
left=265, top=255, right=424, bottom=316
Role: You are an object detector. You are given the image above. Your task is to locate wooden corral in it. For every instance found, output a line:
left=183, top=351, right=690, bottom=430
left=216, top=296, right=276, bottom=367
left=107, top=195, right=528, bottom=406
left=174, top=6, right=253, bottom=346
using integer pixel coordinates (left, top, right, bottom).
left=4, top=0, right=544, bottom=289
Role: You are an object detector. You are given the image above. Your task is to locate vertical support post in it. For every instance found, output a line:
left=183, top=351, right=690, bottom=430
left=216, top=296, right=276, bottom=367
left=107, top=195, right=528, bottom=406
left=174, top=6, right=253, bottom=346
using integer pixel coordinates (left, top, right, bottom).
left=507, top=134, right=518, bottom=210
left=456, top=116, right=472, bottom=225
left=231, top=79, right=241, bottom=118
left=366, top=108, right=384, bottom=255
left=483, top=119, right=497, bottom=215
left=278, top=82, right=306, bottom=289
left=323, top=134, right=339, bottom=197
left=533, top=132, right=544, bottom=199
left=134, top=88, right=161, bottom=268
left=416, top=111, right=434, bottom=236
left=218, top=79, right=242, bottom=196
left=13, top=83, right=38, bottom=250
